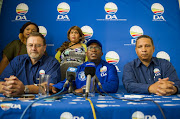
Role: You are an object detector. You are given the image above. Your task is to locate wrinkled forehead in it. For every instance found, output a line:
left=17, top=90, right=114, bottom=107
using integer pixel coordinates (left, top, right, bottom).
left=27, top=36, right=43, bottom=44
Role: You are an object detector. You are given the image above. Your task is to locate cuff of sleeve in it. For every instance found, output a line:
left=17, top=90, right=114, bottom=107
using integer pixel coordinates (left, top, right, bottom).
left=174, top=85, right=180, bottom=94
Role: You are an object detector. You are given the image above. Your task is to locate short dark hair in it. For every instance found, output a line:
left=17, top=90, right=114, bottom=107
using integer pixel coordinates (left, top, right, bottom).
left=136, top=35, right=154, bottom=46
left=20, top=22, right=39, bottom=33
left=27, top=32, right=46, bottom=45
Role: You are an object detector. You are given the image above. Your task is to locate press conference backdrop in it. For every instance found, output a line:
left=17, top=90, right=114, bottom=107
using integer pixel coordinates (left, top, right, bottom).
left=0, top=0, right=180, bottom=85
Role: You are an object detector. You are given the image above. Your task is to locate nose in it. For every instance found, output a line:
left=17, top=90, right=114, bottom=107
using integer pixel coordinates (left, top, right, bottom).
left=142, top=46, right=147, bottom=52
left=30, top=29, right=33, bottom=33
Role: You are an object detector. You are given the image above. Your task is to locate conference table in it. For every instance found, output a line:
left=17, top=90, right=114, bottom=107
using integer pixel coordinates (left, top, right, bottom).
left=0, top=92, right=180, bottom=119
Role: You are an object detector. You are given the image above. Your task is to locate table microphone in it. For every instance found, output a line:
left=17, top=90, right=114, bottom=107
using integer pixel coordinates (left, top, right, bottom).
left=84, top=62, right=96, bottom=98
left=63, top=67, right=77, bottom=88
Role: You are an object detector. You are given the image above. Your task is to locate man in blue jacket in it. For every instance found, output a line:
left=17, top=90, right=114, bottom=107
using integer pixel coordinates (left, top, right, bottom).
left=53, top=39, right=119, bottom=93
left=123, top=35, right=180, bottom=96
left=0, top=32, right=61, bottom=97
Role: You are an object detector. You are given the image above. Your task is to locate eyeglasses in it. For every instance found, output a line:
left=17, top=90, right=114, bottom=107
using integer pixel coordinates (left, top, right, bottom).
left=26, top=44, right=44, bottom=48
left=87, top=46, right=101, bottom=51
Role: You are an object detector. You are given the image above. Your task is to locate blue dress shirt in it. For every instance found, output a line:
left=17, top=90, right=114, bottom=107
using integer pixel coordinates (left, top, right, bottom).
left=0, top=54, right=61, bottom=85
left=122, top=57, right=180, bottom=94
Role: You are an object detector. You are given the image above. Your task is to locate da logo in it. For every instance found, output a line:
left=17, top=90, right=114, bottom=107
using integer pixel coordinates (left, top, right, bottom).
left=156, top=51, right=170, bottom=62
left=14, top=3, right=29, bottom=21
left=151, top=3, right=165, bottom=21
left=1, top=103, right=21, bottom=111
left=57, top=2, right=70, bottom=21
left=96, top=2, right=126, bottom=21
left=105, top=51, right=120, bottom=72
left=104, top=2, right=118, bottom=20
left=81, top=26, right=93, bottom=40
left=60, top=112, right=84, bottom=119
left=38, top=26, right=47, bottom=37
left=132, top=111, right=157, bottom=119
left=125, top=26, right=143, bottom=46
left=153, top=68, right=161, bottom=77
left=130, top=25, right=143, bottom=45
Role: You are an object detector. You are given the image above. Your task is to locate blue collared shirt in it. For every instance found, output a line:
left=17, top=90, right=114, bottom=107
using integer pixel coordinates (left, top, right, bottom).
left=0, top=54, right=61, bottom=85
left=122, top=57, right=180, bottom=94
left=53, top=60, right=119, bottom=93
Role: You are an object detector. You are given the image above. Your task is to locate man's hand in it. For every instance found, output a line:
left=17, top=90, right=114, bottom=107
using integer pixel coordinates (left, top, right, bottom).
left=157, top=78, right=177, bottom=96
left=2, top=76, right=25, bottom=97
left=75, top=88, right=83, bottom=93
left=49, top=83, right=58, bottom=94
left=149, top=77, right=177, bottom=96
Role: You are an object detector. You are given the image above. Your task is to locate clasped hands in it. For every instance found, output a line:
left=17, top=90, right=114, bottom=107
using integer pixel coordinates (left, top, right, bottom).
left=1, top=75, right=25, bottom=97
left=149, top=77, right=177, bottom=96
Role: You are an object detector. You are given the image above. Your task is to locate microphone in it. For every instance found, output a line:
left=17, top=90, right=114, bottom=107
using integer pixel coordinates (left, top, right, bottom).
left=94, top=75, right=102, bottom=89
left=84, top=62, right=96, bottom=98
left=63, top=67, right=77, bottom=89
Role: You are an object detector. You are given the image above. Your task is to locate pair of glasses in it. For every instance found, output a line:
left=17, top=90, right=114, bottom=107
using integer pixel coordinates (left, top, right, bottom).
left=26, top=44, right=44, bottom=48
left=87, top=46, right=101, bottom=51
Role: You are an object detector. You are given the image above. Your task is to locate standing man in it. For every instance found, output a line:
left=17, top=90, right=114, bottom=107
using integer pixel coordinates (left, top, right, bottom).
left=123, top=35, right=180, bottom=96
left=53, top=39, right=119, bottom=93
left=0, top=32, right=61, bottom=97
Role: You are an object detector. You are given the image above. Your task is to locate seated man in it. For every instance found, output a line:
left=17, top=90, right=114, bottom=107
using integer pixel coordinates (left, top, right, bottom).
left=0, top=32, right=61, bottom=97
left=53, top=39, right=119, bottom=93
left=123, top=35, right=180, bottom=96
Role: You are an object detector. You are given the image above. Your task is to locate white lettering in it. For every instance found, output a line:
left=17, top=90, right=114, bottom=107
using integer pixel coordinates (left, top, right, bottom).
left=73, top=116, right=84, bottom=119
left=101, top=73, right=107, bottom=77
left=15, top=15, right=27, bottom=21
left=105, top=15, right=117, bottom=19
left=131, top=39, right=136, bottom=44
left=11, top=104, right=21, bottom=109
left=153, top=15, right=165, bottom=21
left=145, top=115, right=157, bottom=119
left=57, top=15, right=69, bottom=20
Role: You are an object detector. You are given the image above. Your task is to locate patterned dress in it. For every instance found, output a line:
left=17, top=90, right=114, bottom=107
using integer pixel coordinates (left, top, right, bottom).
left=60, top=46, right=86, bottom=81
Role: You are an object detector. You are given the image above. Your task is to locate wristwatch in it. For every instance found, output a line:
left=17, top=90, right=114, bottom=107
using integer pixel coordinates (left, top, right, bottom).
left=24, top=85, right=29, bottom=94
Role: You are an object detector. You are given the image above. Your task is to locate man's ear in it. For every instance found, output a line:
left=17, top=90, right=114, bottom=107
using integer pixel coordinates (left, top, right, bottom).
left=153, top=46, right=155, bottom=53
left=101, top=52, right=103, bottom=56
left=44, top=45, right=47, bottom=52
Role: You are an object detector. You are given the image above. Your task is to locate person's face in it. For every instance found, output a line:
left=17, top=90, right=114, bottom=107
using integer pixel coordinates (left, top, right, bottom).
left=26, top=36, right=46, bottom=61
left=69, top=29, right=80, bottom=44
left=86, top=43, right=103, bottom=62
left=23, top=24, right=38, bottom=39
left=135, top=37, right=155, bottom=62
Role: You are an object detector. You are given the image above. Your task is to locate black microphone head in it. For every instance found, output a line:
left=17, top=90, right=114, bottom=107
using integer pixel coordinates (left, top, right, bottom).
left=66, top=67, right=77, bottom=81
left=84, top=62, right=96, bottom=76
left=67, top=74, right=75, bottom=82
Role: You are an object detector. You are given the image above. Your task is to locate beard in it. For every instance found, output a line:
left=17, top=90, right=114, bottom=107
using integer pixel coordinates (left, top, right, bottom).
left=29, top=52, right=41, bottom=60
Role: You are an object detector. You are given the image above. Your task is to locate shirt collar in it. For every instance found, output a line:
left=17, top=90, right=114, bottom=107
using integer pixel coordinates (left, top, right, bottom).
left=136, top=57, right=157, bottom=67
left=26, top=55, right=46, bottom=65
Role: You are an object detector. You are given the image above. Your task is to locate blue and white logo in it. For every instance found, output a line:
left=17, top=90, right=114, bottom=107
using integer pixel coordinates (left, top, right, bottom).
left=78, top=71, right=86, bottom=81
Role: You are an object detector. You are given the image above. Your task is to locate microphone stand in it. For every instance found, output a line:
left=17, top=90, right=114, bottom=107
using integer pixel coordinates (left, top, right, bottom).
left=95, top=80, right=105, bottom=96
left=68, top=80, right=73, bottom=93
